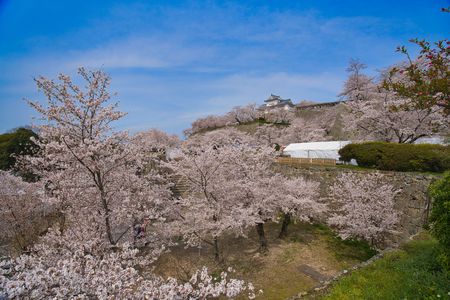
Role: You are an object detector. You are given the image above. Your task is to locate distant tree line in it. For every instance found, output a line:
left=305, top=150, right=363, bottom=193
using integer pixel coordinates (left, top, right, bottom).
left=0, top=127, right=39, bottom=180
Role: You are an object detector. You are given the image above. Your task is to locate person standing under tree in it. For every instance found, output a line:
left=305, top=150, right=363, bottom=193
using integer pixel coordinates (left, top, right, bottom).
left=133, top=217, right=150, bottom=244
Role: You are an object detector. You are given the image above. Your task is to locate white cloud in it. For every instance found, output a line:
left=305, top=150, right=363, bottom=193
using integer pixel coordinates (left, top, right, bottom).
left=0, top=1, right=423, bottom=134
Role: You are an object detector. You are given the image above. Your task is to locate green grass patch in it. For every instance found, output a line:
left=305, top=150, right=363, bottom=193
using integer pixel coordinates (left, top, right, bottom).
left=323, top=232, right=450, bottom=300
left=282, top=222, right=376, bottom=263
left=327, top=236, right=377, bottom=262
left=309, top=223, right=377, bottom=262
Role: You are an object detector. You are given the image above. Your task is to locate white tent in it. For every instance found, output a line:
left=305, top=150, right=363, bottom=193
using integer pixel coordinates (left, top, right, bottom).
left=283, top=141, right=352, bottom=161
left=414, top=135, right=446, bottom=145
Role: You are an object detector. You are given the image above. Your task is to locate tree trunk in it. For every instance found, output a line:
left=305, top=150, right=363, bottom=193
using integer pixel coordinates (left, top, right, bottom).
left=256, top=223, right=268, bottom=252
left=59, top=214, right=66, bottom=234
left=213, top=236, right=221, bottom=262
left=95, top=171, right=114, bottom=245
left=100, top=192, right=114, bottom=245
left=278, top=212, right=291, bottom=239
left=8, top=208, right=26, bottom=251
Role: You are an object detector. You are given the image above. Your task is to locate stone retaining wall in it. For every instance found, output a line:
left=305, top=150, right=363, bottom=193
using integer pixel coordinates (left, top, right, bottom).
left=273, top=164, right=439, bottom=247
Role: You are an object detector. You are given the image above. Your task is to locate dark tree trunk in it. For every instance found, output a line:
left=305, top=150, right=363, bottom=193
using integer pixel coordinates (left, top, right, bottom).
left=256, top=223, right=268, bottom=252
left=8, top=209, right=26, bottom=251
left=278, top=212, right=291, bottom=239
left=95, top=171, right=114, bottom=245
left=100, top=191, right=114, bottom=245
left=59, top=212, right=66, bottom=235
left=213, top=236, right=221, bottom=262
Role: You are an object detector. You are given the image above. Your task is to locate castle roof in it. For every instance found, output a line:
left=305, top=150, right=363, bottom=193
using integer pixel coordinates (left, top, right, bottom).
left=264, top=94, right=286, bottom=102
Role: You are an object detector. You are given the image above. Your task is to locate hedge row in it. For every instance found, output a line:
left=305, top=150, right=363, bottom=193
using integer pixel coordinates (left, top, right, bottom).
left=339, top=142, right=450, bottom=172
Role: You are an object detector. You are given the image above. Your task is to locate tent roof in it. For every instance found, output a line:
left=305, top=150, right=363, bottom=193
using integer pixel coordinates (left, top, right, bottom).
left=284, top=141, right=351, bottom=151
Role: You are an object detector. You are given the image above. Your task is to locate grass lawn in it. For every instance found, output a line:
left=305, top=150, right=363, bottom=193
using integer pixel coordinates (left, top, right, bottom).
left=321, top=232, right=450, bottom=300
left=153, top=222, right=375, bottom=300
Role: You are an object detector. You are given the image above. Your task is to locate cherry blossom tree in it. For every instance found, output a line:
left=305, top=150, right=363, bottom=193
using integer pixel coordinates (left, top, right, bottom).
left=133, top=128, right=180, bottom=154
left=187, top=127, right=252, bottom=148
left=132, top=129, right=181, bottom=172
left=254, top=106, right=347, bottom=147
left=276, top=177, right=323, bottom=239
left=231, top=170, right=323, bottom=250
left=168, top=129, right=260, bottom=260
left=0, top=171, right=45, bottom=253
left=254, top=124, right=285, bottom=148
left=174, top=127, right=324, bottom=253
left=0, top=228, right=255, bottom=299
left=1, top=69, right=254, bottom=299
left=280, top=117, right=332, bottom=145
left=264, top=108, right=295, bottom=124
left=227, top=103, right=261, bottom=124
left=184, top=103, right=264, bottom=136
left=185, top=103, right=300, bottom=137
left=24, top=68, right=173, bottom=248
left=327, top=172, right=400, bottom=248
left=342, top=59, right=372, bottom=96
left=184, top=114, right=234, bottom=136
left=226, top=147, right=280, bottom=252
left=341, top=60, right=448, bottom=143
left=197, top=130, right=324, bottom=251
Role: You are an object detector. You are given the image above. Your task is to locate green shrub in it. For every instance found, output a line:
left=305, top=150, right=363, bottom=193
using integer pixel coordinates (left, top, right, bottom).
left=339, top=142, right=450, bottom=172
left=336, top=143, right=356, bottom=162
left=429, top=172, right=450, bottom=271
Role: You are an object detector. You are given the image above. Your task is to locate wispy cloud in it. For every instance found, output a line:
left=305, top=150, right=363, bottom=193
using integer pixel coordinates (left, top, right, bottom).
left=1, top=1, right=447, bottom=134
left=105, top=70, right=343, bottom=134
left=2, top=3, right=410, bottom=76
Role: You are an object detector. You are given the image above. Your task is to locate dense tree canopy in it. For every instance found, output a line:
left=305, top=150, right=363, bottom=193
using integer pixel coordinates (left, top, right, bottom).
left=0, top=127, right=38, bottom=179
left=383, top=39, right=450, bottom=116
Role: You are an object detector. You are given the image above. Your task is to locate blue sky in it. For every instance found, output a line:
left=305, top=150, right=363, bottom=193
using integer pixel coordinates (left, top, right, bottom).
left=0, top=0, right=448, bottom=135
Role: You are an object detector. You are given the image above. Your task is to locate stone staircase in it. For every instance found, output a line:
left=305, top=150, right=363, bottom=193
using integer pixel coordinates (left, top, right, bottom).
left=171, top=175, right=191, bottom=197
